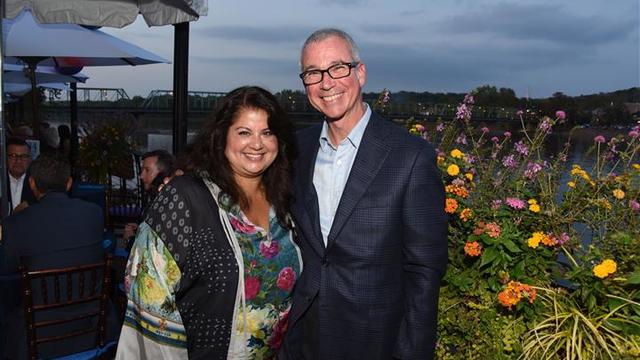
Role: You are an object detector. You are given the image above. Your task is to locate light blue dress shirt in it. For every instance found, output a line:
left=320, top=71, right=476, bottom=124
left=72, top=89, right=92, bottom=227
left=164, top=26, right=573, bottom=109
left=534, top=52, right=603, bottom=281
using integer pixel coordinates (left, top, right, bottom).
left=313, top=104, right=371, bottom=247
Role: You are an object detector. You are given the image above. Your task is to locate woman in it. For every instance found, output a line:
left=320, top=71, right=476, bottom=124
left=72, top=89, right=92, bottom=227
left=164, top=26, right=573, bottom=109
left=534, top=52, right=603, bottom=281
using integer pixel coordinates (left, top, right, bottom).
left=115, top=86, right=301, bottom=359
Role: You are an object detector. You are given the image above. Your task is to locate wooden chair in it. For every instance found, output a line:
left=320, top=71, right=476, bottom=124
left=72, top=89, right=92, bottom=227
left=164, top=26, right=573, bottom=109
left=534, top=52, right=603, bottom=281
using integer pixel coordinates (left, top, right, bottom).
left=19, top=255, right=114, bottom=360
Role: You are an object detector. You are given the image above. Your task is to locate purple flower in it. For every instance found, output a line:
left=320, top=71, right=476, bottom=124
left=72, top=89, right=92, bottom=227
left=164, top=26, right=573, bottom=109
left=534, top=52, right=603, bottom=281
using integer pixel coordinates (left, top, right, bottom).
left=502, top=154, right=518, bottom=168
left=504, top=131, right=512, bottom=138
left=538, top=117, right=553, bottom=134
left=505, top=197, right=526, bottom=210
left=491, top=136, right=499, bottom=143
left=481, top=127, right=489, bottom=134
left=516, top=110, right=524, bottom=116
left=556, top=233, right=570, bottom=245
left=455, top=133, right=467, bottom=145
left=630, top=199, right=640, bottom=212
left=452, top=178, right=465, bottom=186
left=594, top=135, right=606, bottom=143
left=259, top=239, right=280, bottom=259
left=524, top=162, right=543, bottom=179
left=491, top=199, right=503, bottom=210
left=463, top=94, right=475, bottom=105
left=515, top=141, right=529, bottom=156
left=555, top=110, right=566, bottom=120
left=456, top=103, right=472, bottom=121
left=436, top=123, right=445, bottom=132
left=629, top=130, right=639, bottom=138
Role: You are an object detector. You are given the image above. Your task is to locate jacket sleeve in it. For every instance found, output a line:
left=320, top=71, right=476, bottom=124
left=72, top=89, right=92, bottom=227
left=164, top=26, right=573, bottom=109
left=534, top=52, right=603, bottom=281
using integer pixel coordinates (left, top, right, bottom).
left=393, top=145, right=448, bottom=360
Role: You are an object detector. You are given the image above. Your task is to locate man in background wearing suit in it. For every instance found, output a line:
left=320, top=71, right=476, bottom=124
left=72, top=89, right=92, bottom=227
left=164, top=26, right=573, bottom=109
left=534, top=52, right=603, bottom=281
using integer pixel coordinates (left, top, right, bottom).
left=1, top=153, right=107, bottom=359
left=282, top=28, right=448, bottom=360
left=6, top=137, right=37, bottom=213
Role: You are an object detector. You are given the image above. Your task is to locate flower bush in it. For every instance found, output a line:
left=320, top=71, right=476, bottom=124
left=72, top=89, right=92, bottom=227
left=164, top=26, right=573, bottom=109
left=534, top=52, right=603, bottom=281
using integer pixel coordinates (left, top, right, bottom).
left=401, top=89, right=640, bottom=358
left=77, top=112, right=139, bottom=183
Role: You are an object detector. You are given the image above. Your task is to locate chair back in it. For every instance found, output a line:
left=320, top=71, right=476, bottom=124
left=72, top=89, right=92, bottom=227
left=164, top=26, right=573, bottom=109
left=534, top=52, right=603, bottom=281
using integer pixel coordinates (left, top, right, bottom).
left=19, top=255, right=113, bottom=360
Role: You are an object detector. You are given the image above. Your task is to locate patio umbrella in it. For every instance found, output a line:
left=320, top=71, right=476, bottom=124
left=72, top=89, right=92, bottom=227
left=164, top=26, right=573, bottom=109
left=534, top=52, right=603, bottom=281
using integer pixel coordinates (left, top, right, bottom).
left=5, top=82, right=72, bottom=97
left=5, top=0, right=209, bottom=154
left=2, top=9, right=168, bottom=135
left=4, top=59, right=89, bottom=86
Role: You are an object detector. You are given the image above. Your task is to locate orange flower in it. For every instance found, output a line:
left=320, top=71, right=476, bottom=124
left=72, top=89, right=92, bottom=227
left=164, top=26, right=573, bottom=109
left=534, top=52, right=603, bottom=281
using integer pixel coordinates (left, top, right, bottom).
left=459, top=208, right=473, bottom=222
left=446, top=184, right=469, bottom=198
left=485, top=222, right=501, bottom=238
left=498, top=281, right=537, bottom=309
left=464, top=241, right=482, bottom=257
left=445, top=198, right=459, bottom=214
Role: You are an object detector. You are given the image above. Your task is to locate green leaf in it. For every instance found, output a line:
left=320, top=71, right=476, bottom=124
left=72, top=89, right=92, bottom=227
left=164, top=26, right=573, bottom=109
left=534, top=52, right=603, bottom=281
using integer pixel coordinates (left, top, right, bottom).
left=627, top=272, right=640, bottom=285
left=480, top=247, right=499, bottom=268
left=502, top=239, right=522, bottom=253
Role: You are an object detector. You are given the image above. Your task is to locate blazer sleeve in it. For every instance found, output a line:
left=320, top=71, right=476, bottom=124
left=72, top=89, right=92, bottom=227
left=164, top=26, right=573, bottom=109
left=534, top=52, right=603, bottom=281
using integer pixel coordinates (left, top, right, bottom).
left=393, top=144, right=448, bottom=360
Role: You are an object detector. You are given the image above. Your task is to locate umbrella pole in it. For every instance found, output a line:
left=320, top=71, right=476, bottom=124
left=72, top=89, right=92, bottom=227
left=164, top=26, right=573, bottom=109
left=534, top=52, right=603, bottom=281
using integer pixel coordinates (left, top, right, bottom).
left=172, top=22, right=189, bottom=155
left=70, top=82, right=79, bottom=177
left=23, top=58, right=46, bottom=141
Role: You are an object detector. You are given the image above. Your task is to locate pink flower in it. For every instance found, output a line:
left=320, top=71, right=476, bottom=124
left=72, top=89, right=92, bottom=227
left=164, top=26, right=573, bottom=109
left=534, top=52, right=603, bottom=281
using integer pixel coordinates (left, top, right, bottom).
left=259, top=239, right=280, bottom=259
left=245, top=276, right=261, bottom=300
left=491, top=136, right=499, bottom=143
left=276, top=267, right=296, bottom=292
left=515, top=141, right=529, bottom=156
left=555, top=110, right=566, bottom=120
left=505, top=197, right=526, bottom=210
left=485, top=222, right=501, bottom=238
left=491, top=199, right=503, bottom=210
left=502, top=154, right=518, bottom=168
left=630, top=199, right=640, bottom=212
left=414, top=124, right=425, bottom=132
left=594, top=135, right=606, bottom=143
left=629, top=130, right=639, bottom=138
left=516, top=110, right=524, bottom=116
left=504, top=131, right=512, bottom=138
left=481, top=127, right=489, bottom=134
left=436, top=123, right=445, bottom=132
left=556, top=232, right=570, bottom=245
left=463, top=94, right=475, bottom=105
left=268, top=308, right=290, bottom=350
left=230, top=216, right=257, bottom=234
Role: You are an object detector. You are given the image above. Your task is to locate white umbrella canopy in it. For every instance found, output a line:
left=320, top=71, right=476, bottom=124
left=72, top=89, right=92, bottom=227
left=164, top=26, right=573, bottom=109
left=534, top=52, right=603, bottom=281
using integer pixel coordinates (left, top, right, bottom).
left=3, top=10, right=168, bottom=67
left=4, top=59, right=89, bottom=85
left=5, top=0, right=208, bottom=28
left=5, top=82, right=71, bottom=97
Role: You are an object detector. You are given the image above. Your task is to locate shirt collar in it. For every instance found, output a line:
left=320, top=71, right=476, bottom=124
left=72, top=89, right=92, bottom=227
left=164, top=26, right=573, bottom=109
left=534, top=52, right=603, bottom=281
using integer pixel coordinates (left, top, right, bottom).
left=318, top=103, right=371, bottom=152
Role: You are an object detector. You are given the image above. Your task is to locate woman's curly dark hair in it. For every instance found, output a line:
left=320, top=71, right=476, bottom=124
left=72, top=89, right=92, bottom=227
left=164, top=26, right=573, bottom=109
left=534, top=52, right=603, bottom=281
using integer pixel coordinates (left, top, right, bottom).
left=187, top=86, right=297, bottom=228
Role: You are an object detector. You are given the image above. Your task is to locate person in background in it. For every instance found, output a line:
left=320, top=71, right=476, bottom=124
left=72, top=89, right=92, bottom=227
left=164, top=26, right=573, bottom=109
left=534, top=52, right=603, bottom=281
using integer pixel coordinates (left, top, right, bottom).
left=281, top=28, right=448, bottom=360
left=57, top=124, right=71, bottom=157
left=5, top=137, right=36, bottom=213
left=122, top=149, right=177, bottom=240
left=1, top=153, right=112, bottom=359
left=115, top=86, right=301, bottom=359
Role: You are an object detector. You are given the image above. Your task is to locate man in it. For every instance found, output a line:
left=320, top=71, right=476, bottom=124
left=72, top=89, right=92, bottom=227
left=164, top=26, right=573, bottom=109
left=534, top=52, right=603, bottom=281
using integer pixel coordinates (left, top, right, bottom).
left=123, top=149, right=176, bottom=239
left=1, top=153, right=107, bottom=359
left=6, top=137, right=37, bottom=213
left=282, top=29, right=448, bottom=359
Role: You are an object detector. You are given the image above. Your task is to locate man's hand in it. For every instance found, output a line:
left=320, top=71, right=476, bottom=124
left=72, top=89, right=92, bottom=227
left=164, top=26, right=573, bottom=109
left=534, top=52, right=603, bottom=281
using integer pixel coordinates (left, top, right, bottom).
left=13, top=201, right=29, bottom=213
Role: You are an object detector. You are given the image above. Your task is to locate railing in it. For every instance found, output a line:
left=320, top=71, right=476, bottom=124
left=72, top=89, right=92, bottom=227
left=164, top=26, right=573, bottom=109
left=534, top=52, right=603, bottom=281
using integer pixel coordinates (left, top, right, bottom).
left=141, top=90, right=227, bottom=111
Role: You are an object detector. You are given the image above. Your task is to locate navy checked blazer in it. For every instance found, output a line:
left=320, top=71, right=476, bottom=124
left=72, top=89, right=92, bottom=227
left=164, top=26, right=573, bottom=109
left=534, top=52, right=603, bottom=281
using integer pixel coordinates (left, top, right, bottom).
left=283, top=112, right=448, bottom=360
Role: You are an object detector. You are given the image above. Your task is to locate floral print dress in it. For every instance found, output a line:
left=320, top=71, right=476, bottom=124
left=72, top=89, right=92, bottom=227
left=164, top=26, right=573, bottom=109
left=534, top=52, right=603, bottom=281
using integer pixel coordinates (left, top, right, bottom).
left=220, top=194, right=302, bottom=360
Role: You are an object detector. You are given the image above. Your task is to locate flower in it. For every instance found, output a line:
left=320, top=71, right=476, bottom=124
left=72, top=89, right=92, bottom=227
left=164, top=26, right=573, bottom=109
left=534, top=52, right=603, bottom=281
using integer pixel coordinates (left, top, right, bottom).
left=529, top=203, right=541, bottom=213
left=593, top=259, right=617, bottom=279
left=502, top=154, right=518, bottom=168
left=259, top=239, right=280, bottom=259
left=459, top=208, right=473, bottom=222
left=504, top=131, right=512, bottom=138
left=628, top=130, right=639, bottom=138
left=630, top=199, right=640, bottom=211
left=445, top=198, right=459, bottom=214
left=505, top=197, right=526, bottom=210
left=567, top=181, right=576, bottom=188
left=527, top=232, right=544, bottom=248
left=528, top=199, right=538, bottom=205
left=594, top=135, right=606, bottom=143
left=464, top=241, right=482, bottom=257
left=436, top=123, right=445, bottom=132
left=230, top=216, right=257, bottom=234
left=555, top=110, right=566, bottom=120
left=515, top=141, right=529, bottom=156
left=446, top=184, right=469, bottom=198
left=465, top=173, right=474, bottom=181
left=245, top=276, right=261, bottom=300
left=450, top=149, right=464, bottom=159
left=612, top=189, right=625, bottom=200
left=447, top=164, right=460, bottom=176
left=498, top=281, right=537, bottom=309
left=481, top=127, right=490, bottom=134
left=485, top=222, right=501, bottom=238
left=276, top=267, right=296, bottom=291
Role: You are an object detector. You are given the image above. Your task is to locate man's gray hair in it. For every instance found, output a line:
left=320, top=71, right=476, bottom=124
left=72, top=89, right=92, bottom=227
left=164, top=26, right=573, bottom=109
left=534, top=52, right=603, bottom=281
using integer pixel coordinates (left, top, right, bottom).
left=300, top=28, right=361, bottom=69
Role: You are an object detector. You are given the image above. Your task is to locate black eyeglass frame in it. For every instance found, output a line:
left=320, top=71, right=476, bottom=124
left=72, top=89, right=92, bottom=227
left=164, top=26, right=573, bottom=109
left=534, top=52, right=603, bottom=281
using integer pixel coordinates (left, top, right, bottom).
left=299, top=62, right=360, bottom=85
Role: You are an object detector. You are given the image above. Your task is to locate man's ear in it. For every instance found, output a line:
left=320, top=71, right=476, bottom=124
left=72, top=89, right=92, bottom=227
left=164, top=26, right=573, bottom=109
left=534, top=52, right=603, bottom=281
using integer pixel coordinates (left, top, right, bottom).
left=28, top=176, right=37, bottom=194
left=65, top=177, right=73, bottom=192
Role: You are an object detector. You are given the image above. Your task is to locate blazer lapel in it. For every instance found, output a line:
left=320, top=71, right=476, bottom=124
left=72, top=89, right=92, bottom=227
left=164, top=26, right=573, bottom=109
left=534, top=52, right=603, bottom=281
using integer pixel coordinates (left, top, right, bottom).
left=326, top=114, right=391, bottom=249
left=295, top=127, right=326, bottom=257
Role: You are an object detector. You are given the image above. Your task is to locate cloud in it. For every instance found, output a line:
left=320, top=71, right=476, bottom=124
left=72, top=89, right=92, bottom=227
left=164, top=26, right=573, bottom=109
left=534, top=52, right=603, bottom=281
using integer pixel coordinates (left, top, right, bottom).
left=319, top=0, right=368, bottom=7
left=359, top=24, right=410, bottom=34
left=193, top=25, right=313, bottom=44
left=439, top=2, right=637, bottom=46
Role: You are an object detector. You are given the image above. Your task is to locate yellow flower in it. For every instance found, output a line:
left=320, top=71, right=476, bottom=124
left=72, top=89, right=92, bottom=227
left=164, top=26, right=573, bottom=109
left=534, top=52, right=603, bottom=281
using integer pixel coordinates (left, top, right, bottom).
left=465, top=173, right=474, bottom=181
left=529, top=204, right=540, bottom=213
left=528, top=199, right=538, bottom=205
left=567, top=181, right=576, bottom=188
left=447, top=164, right=460, bottom=176
left=612, top=189, right=625, bottom=199
left=527, top=234, right=541, bottom=248
left=450, top=149, right=464, bottom=159
left=593, top=259, right=617, bottom=278
left=632, top=163, right=640, bottom=170
left=459, top=208, right=473, bottom=222
left=437, top=156, right=445, bottom=166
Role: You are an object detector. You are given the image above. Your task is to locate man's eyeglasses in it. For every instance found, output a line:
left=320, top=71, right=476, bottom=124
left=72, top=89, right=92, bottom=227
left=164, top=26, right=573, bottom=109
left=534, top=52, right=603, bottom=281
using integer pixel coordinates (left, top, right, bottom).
left=8, top=154, right=31, bottom=161
left=299, top=62, right=359, bottom=86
